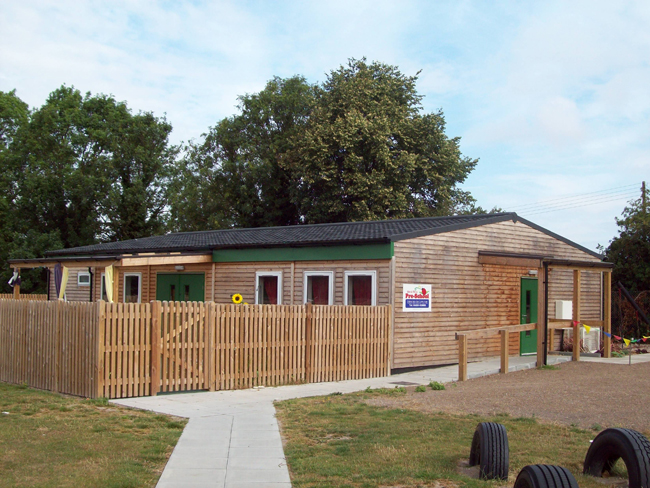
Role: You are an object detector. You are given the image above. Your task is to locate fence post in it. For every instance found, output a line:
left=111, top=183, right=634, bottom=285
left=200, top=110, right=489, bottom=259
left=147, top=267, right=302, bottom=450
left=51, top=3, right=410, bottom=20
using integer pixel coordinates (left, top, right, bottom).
left=96, top=301, right=106, bottom=399
left=207, top=302, right=216, bottom=391
left=54, top=300, right=62, bottom=394
left=150, top=301, right=161, bottom=396
left=500, top=329, right=509, bottom=374
left=386, top=305, right=392, bottom=376
left=458, top=334, right=468, bottom=381
left=304, top=303, right=312, bottom=383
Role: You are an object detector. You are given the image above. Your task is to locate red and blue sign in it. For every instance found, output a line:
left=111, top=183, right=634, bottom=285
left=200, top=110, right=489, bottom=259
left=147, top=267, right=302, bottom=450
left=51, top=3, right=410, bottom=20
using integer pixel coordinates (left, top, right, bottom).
left=403, top=284, right=431, bottom=312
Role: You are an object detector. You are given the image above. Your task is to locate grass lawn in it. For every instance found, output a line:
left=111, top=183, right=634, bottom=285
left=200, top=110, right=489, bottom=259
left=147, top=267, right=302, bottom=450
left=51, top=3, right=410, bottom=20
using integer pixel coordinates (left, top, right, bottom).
left=0, top=382, right=186, bottom=488
left=275, top=387, right=623, bottom=488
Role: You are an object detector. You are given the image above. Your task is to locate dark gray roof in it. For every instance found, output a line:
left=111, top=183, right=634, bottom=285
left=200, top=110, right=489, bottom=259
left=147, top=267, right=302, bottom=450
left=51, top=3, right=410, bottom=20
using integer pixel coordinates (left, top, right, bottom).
left=46, top=213, right=521, bottom=257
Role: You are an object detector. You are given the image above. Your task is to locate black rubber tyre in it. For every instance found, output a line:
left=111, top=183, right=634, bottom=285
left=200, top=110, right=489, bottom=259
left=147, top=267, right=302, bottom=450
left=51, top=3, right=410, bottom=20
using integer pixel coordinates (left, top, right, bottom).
left=468, top=422, right=509, bottom=480
left=583, top=427, right=650, bottom=488
left=514, top=464, right=579, bottom=488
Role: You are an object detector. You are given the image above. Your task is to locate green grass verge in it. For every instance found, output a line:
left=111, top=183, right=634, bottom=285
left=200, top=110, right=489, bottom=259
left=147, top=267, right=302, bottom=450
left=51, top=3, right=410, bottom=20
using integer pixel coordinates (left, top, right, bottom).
left=0, top=382, right=186, bottom=488
left=275, top=389, right=614, bottom=488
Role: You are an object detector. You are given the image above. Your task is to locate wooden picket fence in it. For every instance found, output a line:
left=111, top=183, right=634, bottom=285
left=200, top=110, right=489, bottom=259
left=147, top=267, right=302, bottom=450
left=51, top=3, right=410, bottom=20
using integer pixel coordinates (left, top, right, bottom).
left=0, top=299, right=98, bottom=398
left=0, top=293, right=47, bottom=300
left=1, top=299, right=391, bottom=399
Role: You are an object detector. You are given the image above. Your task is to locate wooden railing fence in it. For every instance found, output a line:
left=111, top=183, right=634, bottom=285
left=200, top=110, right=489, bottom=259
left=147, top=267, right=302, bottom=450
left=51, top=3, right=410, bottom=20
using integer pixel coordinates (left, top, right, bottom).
left=455, top=318, right=608, bottom=381
left=1, top=299, right=391, bottom=399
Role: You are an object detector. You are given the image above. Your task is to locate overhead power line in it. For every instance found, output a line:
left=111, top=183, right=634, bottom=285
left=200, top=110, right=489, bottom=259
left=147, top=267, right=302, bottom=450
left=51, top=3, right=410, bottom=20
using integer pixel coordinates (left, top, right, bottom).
left=508, top=183, right=641, bottom=212
left=509, top=183, right=643, bottom=217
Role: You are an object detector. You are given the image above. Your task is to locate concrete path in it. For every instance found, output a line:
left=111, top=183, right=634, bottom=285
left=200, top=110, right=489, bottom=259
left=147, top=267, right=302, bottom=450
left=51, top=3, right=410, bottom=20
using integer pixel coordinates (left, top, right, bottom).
left=111, top=354, right=574, bottom=488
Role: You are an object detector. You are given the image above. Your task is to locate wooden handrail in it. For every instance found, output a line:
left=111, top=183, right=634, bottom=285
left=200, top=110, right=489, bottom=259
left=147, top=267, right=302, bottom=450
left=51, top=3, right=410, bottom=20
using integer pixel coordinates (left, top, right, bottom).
left=456, top=323, right=537, bottom=381
left=547, top=319, right=604, bottom=330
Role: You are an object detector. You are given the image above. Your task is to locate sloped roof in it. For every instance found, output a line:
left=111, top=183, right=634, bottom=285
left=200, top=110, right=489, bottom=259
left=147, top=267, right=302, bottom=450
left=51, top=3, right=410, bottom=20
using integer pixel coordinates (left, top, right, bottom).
left=46, top=213, right=520, bottom=257
left=41, top=212, right=601, bottom=259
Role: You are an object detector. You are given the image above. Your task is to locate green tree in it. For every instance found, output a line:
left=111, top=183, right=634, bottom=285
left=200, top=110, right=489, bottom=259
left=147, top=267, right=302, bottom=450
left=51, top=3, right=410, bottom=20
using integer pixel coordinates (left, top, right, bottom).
left=14, top=87, right=111, bottom=251
left=100, top=111, right=174, bottom=241
left=0, top=90, right=30, bottom=292
left=3, top=86, right=173, bottom=292
left=170, top=59, right=479, bottom=229
left=168, top=76, right=314, bottom=231
left=605, top=187, right=650, bottom=296
left=287, top=59, right=477, bottom=223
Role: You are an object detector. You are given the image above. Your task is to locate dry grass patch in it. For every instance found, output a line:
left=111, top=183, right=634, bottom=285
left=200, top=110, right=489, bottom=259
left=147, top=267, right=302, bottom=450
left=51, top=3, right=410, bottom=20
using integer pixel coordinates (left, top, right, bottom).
left=0, top=382, right=186, bottom=488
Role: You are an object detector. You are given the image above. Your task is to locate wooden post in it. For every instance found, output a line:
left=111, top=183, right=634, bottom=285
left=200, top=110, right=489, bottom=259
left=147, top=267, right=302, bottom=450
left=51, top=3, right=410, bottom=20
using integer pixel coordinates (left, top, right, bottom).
left=458, top=334, right=468, bottom=381
left=304, top=303, right=312, bottom=382
left=150, top=301, right=161, bottom=396
left=500, top=330, right=509, bottom=374
left=207, top=302, right=216, bottom=391
left=603, top=271, right=612, bottom=358
left=12, top=268, right=20, bottom=299
left=112, top=267, right=119, bottom=304
left=573, top=270, right=581, bottom=362
left=211, top=263, right=216, bottom=302
left=54, top=299, right=62, bottom=393
left=536, top=267, right=546, bottom=367
left=96, top=300, right=106, bottom=398
left=387, top=304, right=393, bottom=376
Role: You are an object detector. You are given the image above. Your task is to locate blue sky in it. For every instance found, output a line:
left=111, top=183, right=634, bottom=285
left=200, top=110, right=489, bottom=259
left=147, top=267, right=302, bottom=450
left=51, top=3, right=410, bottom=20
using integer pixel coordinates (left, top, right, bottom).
left=1, top=0, right=647, bottom=252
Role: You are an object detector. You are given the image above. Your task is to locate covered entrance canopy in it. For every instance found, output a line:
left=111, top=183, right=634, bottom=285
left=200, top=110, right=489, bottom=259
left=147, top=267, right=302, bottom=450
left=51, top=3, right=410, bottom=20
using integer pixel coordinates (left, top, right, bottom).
left=478, top=250, right=614, bottom=362
left=8, top=253, right=213, bottom=302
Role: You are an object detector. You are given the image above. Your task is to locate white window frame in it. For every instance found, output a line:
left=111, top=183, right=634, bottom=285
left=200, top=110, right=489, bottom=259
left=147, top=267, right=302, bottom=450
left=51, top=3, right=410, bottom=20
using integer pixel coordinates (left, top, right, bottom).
left=77, top=271, right=91, bottom=287
left=303, top=271, right=334, bottom=305
left=344, top=270, right=377, bottom=306
left=123, top=272, right=142, bottom=303
left=255, top=271, right=283, bottom=305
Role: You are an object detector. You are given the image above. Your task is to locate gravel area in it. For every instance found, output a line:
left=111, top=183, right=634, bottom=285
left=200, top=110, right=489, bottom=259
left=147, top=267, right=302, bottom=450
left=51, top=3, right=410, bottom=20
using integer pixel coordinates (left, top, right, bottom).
left=366, top=361, right=650, bottom=435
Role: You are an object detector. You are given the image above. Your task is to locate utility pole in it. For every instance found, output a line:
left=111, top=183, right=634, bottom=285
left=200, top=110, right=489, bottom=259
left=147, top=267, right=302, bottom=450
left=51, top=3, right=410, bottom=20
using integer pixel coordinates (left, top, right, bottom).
left=643, top=181, right=646, bottom=214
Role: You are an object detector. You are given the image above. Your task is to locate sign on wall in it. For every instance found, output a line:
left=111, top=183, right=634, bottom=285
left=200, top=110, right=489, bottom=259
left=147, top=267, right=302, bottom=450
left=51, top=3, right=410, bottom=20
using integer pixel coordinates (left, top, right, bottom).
left=402, top=284, right=432, bottom=312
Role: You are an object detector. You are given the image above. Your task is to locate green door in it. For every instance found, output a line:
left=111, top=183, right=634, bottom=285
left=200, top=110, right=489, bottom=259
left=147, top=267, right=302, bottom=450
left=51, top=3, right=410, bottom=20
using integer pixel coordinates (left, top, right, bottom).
left=156, top=273, right=205, bottom=302
left=520, top=278, right=538, bottom=355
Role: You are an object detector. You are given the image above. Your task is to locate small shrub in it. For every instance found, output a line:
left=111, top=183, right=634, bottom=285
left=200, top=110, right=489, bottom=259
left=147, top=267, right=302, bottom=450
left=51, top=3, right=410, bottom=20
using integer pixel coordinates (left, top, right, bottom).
left=415, top=385, right=426, bottom=393
left=429, top=381, right=445, bottom=390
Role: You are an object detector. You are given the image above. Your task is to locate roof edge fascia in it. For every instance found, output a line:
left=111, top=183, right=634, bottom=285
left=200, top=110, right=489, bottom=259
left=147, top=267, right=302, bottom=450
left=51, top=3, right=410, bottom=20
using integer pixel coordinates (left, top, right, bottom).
left=513, top=215, right=603, bottom=259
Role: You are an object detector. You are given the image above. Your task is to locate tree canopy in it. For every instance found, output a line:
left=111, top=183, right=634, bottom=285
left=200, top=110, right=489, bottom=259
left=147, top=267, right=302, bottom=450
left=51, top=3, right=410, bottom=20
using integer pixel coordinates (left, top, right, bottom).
left=0, top=86, right=174, bottom=292
left=605, top=187, right=650, bottom=296
left=168, top=59, right=479, bottom=230
left=167, top=76, right=313, bottom=231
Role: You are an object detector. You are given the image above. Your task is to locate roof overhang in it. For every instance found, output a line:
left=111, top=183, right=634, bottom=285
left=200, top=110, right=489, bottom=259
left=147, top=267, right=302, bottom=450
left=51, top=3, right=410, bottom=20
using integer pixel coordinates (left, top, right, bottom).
left=478, top=251, right=613, bottom=271
left=9, top=252, right=212, bottom=269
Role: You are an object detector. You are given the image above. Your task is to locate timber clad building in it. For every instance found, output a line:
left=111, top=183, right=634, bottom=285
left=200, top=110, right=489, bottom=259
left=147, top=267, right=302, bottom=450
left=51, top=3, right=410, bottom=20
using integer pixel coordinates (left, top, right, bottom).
left=11, top=213, right=611, bottom=370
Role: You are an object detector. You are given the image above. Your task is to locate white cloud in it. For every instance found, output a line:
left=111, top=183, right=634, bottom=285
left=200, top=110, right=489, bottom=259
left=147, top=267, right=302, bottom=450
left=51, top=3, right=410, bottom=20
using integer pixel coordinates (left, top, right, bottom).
left=0, top=0, right=646, bottom=249
left=536, top=97, right=585, bottom=147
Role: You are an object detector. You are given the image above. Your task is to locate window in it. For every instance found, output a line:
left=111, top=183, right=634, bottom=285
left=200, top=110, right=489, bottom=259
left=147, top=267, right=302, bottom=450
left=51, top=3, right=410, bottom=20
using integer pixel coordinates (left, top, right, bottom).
left=304, top=271, right=334, bottom=305
left=256, top=272, right=282, bottom=304
left=344, top=271, right=376, bottom=306
left=77, top=271, right=91, bottom=287
left=124, top=273, right=142, bottom=303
